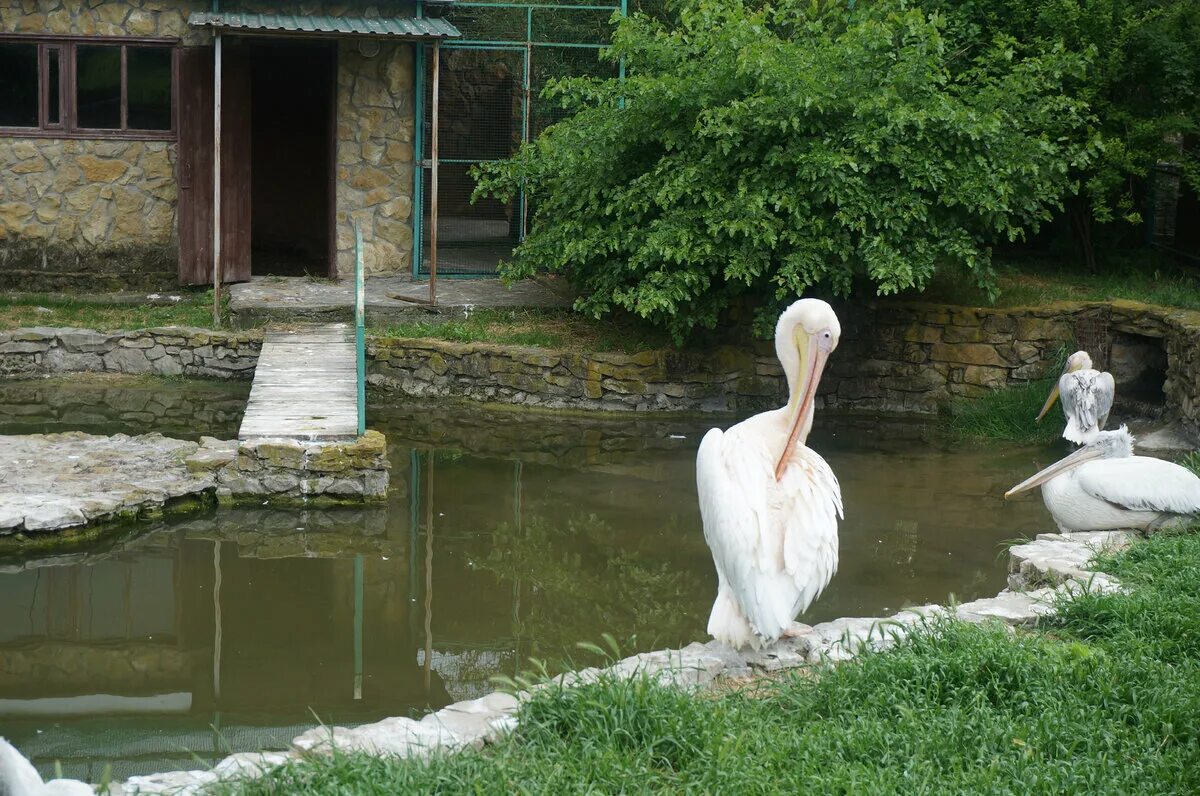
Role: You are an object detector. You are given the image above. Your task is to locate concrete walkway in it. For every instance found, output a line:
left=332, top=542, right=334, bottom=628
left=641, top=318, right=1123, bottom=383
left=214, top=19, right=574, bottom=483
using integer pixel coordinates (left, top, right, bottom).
left=228, top=275, right=573, bottom=327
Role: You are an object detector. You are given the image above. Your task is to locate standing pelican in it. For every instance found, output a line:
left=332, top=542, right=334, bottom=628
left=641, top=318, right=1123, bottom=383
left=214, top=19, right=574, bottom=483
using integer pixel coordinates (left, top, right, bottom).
left=1036, top=350, right=1115, bottom=444
left=1005, top=427, right=1200, bottom=532
left=696, top=298, right=843, bottom=649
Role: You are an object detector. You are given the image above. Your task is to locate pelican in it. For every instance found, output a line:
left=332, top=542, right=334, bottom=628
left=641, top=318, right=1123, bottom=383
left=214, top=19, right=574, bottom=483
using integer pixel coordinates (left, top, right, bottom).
left=696, top=298, right=843, bottom=650
left=1005, top=426, right=1200, bottom=532
left=1036, top=350, right=1114, bottom=444
left=0, top=737, right=93, bottom=794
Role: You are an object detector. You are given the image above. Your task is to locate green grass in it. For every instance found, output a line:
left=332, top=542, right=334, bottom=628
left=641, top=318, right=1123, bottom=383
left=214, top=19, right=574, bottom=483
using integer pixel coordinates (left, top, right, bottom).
left=0, top=292, right=227, bottom=331
left=943, top=376, right=1065, bottom=446
left=216, top=532, right=1200, bottom=795
left=915, top=255, right=1200, bottom=311
left=373, top=308, right=671, bottom=354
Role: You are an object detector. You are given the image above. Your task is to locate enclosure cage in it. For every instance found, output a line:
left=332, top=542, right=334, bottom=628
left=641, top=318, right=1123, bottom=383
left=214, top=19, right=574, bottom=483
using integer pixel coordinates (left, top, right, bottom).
left=414, top=0, right=624, bottom=277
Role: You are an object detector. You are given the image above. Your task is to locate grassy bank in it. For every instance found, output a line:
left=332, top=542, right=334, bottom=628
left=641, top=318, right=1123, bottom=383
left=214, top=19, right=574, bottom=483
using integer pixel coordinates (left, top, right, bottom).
left=943, top=377, right=1064, bottom=446
left=216, top=532, right=1200, bottom=794
left=917, top=256, right=1200, bottom=310
left=374, top=308, right=670, bottom=354
left=0, top=292, right=222, bottom=330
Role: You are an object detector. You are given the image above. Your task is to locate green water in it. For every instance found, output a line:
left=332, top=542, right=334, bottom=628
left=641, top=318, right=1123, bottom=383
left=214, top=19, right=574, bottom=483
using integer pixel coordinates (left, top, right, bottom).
left=0, top=379, right=1053, bottom=781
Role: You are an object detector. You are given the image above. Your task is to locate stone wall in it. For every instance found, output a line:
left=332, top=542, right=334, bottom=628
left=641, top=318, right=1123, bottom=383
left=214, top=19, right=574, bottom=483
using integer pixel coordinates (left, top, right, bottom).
left=335, top=40, right=415, bottom=278
left=0, top=139, right=179, bottom=291
left=0, top=327, right=261, bottom=379
left=0, top=0, right=205, bottom=43
left=190, top=431, right=390, bottom=503
left=368, top=337, right=783, bottom=413
left=4, top=299, right=1200, bottom=431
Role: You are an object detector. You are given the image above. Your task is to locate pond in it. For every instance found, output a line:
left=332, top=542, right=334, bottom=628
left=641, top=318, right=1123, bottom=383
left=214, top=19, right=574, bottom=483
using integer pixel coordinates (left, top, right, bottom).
left=0, top=378, right=1054, bottom=781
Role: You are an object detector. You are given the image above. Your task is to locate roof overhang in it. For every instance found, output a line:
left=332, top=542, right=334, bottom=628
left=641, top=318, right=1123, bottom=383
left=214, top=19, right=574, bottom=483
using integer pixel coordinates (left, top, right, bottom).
left=187, top=12, right=462, bottom=40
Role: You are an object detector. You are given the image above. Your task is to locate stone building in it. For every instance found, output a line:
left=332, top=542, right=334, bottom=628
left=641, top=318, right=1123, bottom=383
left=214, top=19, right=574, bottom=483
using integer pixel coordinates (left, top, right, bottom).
left=0, top=0, right=463, bottom=291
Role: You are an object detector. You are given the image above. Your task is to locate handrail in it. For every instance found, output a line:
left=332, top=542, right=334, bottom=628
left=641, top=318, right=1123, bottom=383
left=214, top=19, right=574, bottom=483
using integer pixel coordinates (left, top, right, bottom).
left=354, top=221, right=366, bottom=437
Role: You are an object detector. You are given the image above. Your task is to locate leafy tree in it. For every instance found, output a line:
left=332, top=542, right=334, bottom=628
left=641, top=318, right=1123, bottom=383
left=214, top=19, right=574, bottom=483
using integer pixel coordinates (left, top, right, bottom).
left=923, top=0, right=1200, bottom=269
left=475, top=0, right=1097, bottom=339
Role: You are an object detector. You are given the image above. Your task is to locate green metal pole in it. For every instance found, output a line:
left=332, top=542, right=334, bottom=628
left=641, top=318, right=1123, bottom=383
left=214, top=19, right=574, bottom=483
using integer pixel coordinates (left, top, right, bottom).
left=412, top=41, right=426, bottom=277
left=353, top=554, right=364, bottom=700
left=618, top=0, right=627, bottom=109
left=354, top=222, right=365, bottom=437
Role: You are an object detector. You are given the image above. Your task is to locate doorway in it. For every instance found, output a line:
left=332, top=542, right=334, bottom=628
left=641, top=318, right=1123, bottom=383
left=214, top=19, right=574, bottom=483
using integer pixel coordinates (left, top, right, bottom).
left=249, top=40, right=335, bottom=278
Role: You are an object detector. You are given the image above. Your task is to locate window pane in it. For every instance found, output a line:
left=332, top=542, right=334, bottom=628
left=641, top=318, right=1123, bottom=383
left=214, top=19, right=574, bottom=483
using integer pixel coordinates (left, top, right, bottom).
left=76, top=45, right=121, bottom=129
left=0, top=43, right=38, bottom=128
left=47, top=49, right=60, bottom=125
left=127, top=47, right=172, bottom=130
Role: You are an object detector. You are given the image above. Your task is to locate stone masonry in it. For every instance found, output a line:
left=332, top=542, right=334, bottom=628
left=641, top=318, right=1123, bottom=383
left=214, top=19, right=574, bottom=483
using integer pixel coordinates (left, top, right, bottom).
left=0, top=430, right=390, bottom=541
left=4, top=299, right=1200, bottom=429
left=0, top=139, right=179, bottom=291
left=336, top=39, right=416, bottom=278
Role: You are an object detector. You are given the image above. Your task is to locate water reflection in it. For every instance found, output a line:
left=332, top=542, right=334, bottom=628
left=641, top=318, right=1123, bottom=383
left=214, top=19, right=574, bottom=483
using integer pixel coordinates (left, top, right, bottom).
left=0, top=385, right=1054, bottom=780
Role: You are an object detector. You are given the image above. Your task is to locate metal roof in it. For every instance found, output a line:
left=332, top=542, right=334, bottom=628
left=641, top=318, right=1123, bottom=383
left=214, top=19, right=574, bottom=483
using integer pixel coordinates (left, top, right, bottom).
left=187, top=12, right=461, bottom=39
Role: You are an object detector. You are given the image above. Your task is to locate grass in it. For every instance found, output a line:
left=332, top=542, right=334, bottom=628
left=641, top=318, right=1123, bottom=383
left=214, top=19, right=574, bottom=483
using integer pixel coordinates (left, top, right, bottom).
left=373, top=308, right=671, bottom=354
left=914, top=254, right=1200, bottom=311
left=943, top=376, right=1065, bottom=446
left=215, top=531, right=1200, bottom=795
left=0, top=292, right=225, bottom=331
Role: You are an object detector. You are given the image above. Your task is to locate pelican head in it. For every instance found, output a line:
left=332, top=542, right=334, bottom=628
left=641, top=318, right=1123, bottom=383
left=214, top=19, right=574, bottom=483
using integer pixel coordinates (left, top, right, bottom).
left=1004, top=426, right=1134, bottom=499
left=774, top=298, right=840, bottom=481
left=1036, top=350, right=1094, bottom=422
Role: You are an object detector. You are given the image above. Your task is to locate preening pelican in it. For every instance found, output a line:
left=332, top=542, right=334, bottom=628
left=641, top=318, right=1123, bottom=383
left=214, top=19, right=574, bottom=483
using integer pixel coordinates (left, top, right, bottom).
left=1036, top=350, right=1114, bottom=444
left=1005, top=427, right=1200, bottom=532
left=0, top=737, right=93, bottom=795
left=696, top=298, right=843, bottom=650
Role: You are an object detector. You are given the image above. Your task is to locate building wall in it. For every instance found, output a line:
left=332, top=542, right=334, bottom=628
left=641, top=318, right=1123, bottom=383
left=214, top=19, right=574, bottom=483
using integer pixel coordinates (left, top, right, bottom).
left=0, top=139, right=179, bottom=291
left=1, top=0, right=420, bottom=289
left=0, top=0, right=209, bottom=290
left=335, top=40, right=416, bottom=278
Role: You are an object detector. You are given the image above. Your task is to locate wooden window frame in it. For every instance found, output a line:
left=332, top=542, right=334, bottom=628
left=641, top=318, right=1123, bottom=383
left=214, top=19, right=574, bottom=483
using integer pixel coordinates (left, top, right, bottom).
left=0, top=34, right=179, bottom=141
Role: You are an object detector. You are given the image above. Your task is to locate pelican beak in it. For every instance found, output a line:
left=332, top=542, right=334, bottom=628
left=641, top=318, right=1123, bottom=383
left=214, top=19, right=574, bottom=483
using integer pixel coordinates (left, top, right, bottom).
left=1035, top=382, right=1060, bottom=423
left=1004, top=445, right=1105, bottom=499
left=775, top=332, right=829, bottom=481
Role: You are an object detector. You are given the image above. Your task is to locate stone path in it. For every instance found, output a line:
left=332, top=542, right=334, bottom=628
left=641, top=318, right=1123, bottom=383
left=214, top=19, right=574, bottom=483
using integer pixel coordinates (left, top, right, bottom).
left=229, top=274, right=574, bottom=327
left=115, top=528, right=1137, bottom=795
left=0, top=433, right=213, bottom=535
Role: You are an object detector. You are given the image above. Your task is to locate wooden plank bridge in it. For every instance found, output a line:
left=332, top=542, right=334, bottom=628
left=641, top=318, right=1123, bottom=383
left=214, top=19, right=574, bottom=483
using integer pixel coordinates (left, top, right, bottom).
left=238, top=323, right=361, bottom=441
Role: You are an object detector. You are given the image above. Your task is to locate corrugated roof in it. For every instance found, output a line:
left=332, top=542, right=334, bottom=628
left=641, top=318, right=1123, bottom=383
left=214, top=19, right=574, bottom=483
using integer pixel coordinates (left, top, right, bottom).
left=187, top=12, right=461, bottom=39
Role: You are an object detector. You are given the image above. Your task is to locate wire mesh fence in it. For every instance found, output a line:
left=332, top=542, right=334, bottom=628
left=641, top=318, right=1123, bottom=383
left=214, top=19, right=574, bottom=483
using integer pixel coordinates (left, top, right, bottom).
left=416, top=2, right=622, bottom=277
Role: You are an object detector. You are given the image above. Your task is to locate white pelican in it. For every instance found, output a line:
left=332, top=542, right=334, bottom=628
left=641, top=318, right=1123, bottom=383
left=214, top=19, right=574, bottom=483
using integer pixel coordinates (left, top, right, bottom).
left=696, top=298, right=843, bottom=649
left=1036, top=350, right=1114, bottom=444
left=1005, top=427, right=1200, bottom=532
left=0, top=737, right=93, bottom=794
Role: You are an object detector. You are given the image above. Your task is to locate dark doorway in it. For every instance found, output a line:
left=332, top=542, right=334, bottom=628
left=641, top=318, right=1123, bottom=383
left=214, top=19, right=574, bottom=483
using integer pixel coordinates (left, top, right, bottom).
left=249, top=40, right=335, bottom=277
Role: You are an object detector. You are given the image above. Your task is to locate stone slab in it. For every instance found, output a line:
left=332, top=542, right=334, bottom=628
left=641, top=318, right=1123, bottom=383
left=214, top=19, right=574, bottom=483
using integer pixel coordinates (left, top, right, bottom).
left=0, top=432, right=214, bottom=534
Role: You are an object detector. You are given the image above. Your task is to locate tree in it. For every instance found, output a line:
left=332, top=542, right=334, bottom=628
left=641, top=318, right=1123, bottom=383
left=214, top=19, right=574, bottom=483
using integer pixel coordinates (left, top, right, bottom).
left=475, top=0, right=1097, bottom=339
left=924, top=0, right=1200, bottom=270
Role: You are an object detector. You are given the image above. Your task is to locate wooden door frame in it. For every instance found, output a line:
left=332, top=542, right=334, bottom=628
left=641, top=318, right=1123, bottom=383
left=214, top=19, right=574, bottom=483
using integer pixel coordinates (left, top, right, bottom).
left=327, top=42, right=338, bottom=279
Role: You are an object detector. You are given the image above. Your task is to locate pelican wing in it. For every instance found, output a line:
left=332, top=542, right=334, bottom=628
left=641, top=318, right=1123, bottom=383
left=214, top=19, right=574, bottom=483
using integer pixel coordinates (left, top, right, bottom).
left=1076, top=456, right=1200, bottom=515
left=697, top=425, right=842, bottom=642
left=1060, top=370, right=1115, bottom=443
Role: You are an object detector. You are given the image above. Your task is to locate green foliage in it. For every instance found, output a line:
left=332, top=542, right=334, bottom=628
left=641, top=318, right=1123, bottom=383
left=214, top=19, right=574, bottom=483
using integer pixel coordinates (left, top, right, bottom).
left=925, top=0, right=1200, bottom=236
left=219, top=534, right=1200, bottom=794
left=475, top=0, right=1097, bottom=339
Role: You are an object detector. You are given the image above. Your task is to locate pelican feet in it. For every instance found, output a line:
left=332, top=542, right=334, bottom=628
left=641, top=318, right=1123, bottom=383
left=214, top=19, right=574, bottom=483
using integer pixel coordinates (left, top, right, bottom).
left=781, top=622, right=814, bottom=639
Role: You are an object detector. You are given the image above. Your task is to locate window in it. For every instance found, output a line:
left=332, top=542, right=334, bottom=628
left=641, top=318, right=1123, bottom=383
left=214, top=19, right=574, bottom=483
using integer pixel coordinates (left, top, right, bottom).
left=0, top=37, right=175, bottom=138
